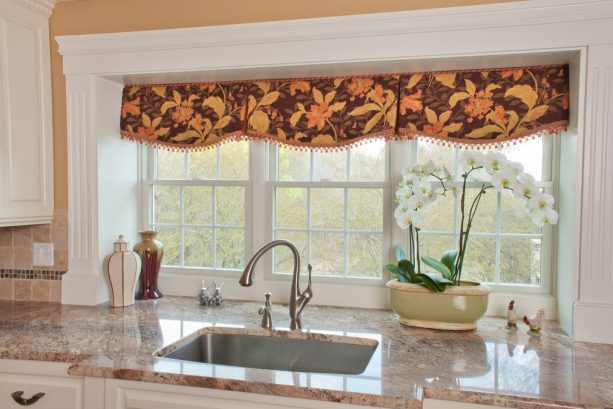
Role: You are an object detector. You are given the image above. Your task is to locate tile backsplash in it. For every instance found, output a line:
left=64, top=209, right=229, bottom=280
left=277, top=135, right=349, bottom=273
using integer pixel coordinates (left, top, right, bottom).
left=0, top=209, right=67, bottom=302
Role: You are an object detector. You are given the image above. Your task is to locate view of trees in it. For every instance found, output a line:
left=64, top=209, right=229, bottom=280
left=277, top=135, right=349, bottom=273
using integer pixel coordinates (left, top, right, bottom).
left=151, top=137, right=546, bottom=286
left=416, top=139, right=545, bottom=285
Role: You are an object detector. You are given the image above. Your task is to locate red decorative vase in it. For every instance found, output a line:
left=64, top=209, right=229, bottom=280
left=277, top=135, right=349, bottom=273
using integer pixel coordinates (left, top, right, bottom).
left=133, top=231, right=164, bottom=299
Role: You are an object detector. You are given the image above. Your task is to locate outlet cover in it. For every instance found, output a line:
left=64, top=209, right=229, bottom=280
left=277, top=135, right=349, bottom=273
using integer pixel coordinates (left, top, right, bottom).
left=33, top=243, right=54, bottom=267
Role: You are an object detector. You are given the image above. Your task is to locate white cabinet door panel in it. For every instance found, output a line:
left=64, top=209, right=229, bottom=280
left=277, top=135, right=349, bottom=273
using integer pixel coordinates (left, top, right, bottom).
left=423, top=398, right=503, bottom=409
left=106, top=379, right=378, bottom=409
left=0, top=372, right=83, bottom=409
left=0, top=0, right=54, bottom=227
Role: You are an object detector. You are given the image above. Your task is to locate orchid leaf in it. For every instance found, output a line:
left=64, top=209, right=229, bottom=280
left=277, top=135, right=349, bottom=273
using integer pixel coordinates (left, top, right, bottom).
left=416, top=273, right=444, bottom=292
left=398, top=259, right=415, bottom=276
left=440, top=250, right=458, bottom=280
left=386, top=264, right=409, bottom=283
left=421, top=256, right=452, bottom=279
left=417, top=272, right=453, bottom=293
left=395, top=245, right=406, bottom=263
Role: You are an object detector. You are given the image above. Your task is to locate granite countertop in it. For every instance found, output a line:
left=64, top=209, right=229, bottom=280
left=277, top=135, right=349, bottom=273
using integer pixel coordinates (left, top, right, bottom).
left=0, top=297, right=612, bottom=409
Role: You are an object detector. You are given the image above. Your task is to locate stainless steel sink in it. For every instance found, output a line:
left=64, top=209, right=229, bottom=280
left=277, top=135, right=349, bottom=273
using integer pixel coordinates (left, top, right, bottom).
left=156, top=328, right=378, bottom=375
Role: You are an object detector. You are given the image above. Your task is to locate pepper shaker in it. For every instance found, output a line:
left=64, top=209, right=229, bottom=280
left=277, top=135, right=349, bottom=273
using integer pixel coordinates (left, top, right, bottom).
left=198, top=280, right=212, bottom=306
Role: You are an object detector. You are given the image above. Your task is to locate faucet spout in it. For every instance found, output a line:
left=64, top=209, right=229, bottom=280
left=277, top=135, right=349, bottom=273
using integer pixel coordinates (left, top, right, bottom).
left=239, top=240, right=313, bottom=330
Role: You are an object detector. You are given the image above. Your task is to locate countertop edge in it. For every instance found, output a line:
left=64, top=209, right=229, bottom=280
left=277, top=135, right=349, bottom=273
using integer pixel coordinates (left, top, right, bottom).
left=67, top=363, right=420, bottom=409
left=422, top=387, right=612, bottom=409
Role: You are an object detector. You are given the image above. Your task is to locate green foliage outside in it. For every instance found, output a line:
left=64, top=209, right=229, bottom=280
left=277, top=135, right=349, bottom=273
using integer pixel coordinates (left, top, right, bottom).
left=151, top=139, right=542, bottom=286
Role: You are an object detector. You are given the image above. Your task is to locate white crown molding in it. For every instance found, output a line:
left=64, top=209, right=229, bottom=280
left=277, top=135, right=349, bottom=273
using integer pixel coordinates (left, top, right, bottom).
left=56, top=0, right=613, bottom=57
left=9, top=0, right=57, bottom=16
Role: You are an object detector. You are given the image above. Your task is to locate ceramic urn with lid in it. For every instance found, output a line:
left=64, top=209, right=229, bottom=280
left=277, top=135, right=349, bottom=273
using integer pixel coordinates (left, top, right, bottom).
left=106, top=235, right=141, bottom=307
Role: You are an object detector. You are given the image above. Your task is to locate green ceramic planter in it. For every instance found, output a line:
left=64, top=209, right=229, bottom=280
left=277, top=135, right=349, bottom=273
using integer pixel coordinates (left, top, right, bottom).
left=386, top=279, right=490, bottom=330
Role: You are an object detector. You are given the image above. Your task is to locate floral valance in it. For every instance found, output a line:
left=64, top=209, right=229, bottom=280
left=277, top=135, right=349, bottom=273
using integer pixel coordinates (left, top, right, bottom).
left=120, top=64, right=569, bottom=151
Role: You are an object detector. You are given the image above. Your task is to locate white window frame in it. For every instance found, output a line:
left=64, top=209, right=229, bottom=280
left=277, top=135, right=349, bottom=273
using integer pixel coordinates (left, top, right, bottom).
left=140, top=145, right=253, bottom=277
left=140, top=136, right=558, bottom=296
left=263, top=143, right=392, bottom=286
left=411, top=137, right=558, bottom=295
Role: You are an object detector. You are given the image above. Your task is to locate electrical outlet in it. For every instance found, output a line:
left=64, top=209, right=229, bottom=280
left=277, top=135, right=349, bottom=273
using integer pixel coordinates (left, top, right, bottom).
left=33, top=243, right=54, bottom=267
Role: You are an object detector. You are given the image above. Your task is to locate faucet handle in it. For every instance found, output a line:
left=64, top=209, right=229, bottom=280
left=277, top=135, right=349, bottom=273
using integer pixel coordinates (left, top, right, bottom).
left=258, top=292, right=273, bottom=329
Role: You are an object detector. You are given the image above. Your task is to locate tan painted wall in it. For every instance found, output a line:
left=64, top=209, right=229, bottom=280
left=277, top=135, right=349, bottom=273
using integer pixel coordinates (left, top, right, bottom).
left=49, top=0, right=512, bottom=209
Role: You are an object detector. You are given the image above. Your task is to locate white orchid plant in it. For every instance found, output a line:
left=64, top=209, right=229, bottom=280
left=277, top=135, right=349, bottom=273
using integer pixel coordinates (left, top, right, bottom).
left=387, top=150, right=558, bottom=292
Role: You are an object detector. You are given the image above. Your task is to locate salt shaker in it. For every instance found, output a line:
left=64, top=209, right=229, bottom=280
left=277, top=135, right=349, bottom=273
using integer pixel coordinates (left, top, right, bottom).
left=198, top=280, right=212, bottom=305
left=212, top=281, right=224, bottom=305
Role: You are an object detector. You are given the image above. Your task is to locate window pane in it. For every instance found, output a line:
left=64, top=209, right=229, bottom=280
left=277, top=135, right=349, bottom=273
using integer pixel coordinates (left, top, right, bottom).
left=216, top=186, right=244, bottom=226
left=216, top=229, right=244, bottom=269
left=311, top=232, right=344, bottom=276
left=349, top=140, right=386, bottom=182
left=417, top=141, right=455, bottom=178
left=460, top=236, right=496, bottom=283
left=219, top=141, right=249, bottom=180
left=156, top=226, right=181, bottom=266
left=187, top=150, right=216, bottom=180
left=311, top=188, right=344, bottom=229
left=157, top=150, right=185, bottom=179
left=418, top=234, right=456, bottom=262
left=275, top=188, right=307, bottom=229
left=348, top=189, right=383, bottom=231
left=500, top=137, right=543, bottom=180
left=463, top=189, right=497, bottom=233
left=501, top=194, right=540, bottom=234
left=184, top=186, right=212, bottom=225
left=419, top=191, right=455, bottom=233
left=500, top=238, right=541, bottom=285
left=278, top=147, right=310, bottom=181
left=273, top=230, right=308, bottom=274
left=348, top=233, right=382, bottom=278
left=153, top=185, right=181, bottom=224
left=184, top=227, right=213, bottom=267
left=313, top=151, right=347, bottom=181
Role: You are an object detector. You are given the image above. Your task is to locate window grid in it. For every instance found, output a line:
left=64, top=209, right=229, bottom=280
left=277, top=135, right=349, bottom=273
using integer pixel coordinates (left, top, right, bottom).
left=147, top=144, right=249, bottom=270
left=144, top=137, right=555, bottom=292
left=271, top=145, right=387, bottom=279
left=416, top=140, right=551, bottom=288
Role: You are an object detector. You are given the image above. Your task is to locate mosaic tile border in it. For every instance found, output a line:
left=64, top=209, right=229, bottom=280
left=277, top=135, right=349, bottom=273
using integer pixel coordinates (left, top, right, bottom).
left=0, top=269, right=65, bottom=281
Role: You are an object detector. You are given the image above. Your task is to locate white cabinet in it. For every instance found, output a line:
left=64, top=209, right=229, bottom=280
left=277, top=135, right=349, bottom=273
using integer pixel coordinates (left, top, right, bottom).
left=0, top=360, right=83, bottom=409
left=0, top=0, right=54, bottom=227
left=423, top=398, right=503, bottom=409
left=105, top=379, right=377, bottom=409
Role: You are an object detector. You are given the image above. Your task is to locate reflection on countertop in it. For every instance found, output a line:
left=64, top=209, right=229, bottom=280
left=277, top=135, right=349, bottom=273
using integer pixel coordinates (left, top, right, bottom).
left=0, top=297, right=612, bottom=409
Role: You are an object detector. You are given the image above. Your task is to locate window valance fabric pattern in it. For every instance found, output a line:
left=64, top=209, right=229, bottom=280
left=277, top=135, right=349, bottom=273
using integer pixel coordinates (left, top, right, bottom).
left=245, top=76, right=398, bottom=148
left=120, top=65, right=569, bottom=151
left=397, top=65, right=569, bottom=144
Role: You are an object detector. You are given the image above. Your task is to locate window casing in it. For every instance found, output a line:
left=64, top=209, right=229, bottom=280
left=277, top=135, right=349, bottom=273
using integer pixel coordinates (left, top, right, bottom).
left=142, top=136, right=557, bottom=294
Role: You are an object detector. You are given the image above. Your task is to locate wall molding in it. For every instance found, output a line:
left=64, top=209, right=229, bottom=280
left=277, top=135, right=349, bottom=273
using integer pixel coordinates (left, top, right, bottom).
left=8, top=0, right=57, bottom=16
left=55, top=0, right=613, bottom=342
left=56, top=0, right=613, bottom=57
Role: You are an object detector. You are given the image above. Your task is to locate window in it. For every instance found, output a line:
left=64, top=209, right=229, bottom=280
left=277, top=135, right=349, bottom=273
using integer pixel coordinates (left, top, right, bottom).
left=145, top=141, right=249, bottom=271
left=270, top=141, right=389, bottom=279
left=143, top=136, right=555, bottom=292
left=415, top=136, right=554, bottom=290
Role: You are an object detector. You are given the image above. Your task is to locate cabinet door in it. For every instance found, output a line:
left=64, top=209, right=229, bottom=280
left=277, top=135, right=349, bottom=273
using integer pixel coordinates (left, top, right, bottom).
left=423, top=398, right=503, bottom=409
left=0, top=372, right=83, bottom=409
left=106, top=379, right=377, bottom=409
left=0, top=2, right=54, bottom=227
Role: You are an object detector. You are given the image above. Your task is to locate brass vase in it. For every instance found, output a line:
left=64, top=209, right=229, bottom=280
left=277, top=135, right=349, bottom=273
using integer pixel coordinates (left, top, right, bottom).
left=133, top=230, right=164, bottom=299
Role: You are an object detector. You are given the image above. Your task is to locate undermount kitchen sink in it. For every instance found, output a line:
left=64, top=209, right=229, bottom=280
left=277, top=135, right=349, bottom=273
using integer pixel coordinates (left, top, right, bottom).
left=156, top=327, right=378, bottom=375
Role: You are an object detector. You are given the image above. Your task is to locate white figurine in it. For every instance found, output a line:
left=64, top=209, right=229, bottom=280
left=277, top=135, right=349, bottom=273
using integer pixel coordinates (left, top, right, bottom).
left=523, top=308, right=545, bottom=334
left=506, top=300, right=518, bottom=329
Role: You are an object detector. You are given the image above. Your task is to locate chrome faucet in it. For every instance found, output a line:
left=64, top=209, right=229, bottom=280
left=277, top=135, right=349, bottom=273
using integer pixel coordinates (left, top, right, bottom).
left=239, top=240, right=313, bottom=330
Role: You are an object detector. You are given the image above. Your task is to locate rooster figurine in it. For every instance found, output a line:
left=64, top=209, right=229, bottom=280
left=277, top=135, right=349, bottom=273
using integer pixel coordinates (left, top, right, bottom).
left=505, top=300, right=518, bottom=329
left=523, top=308, right=545, bottom=334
